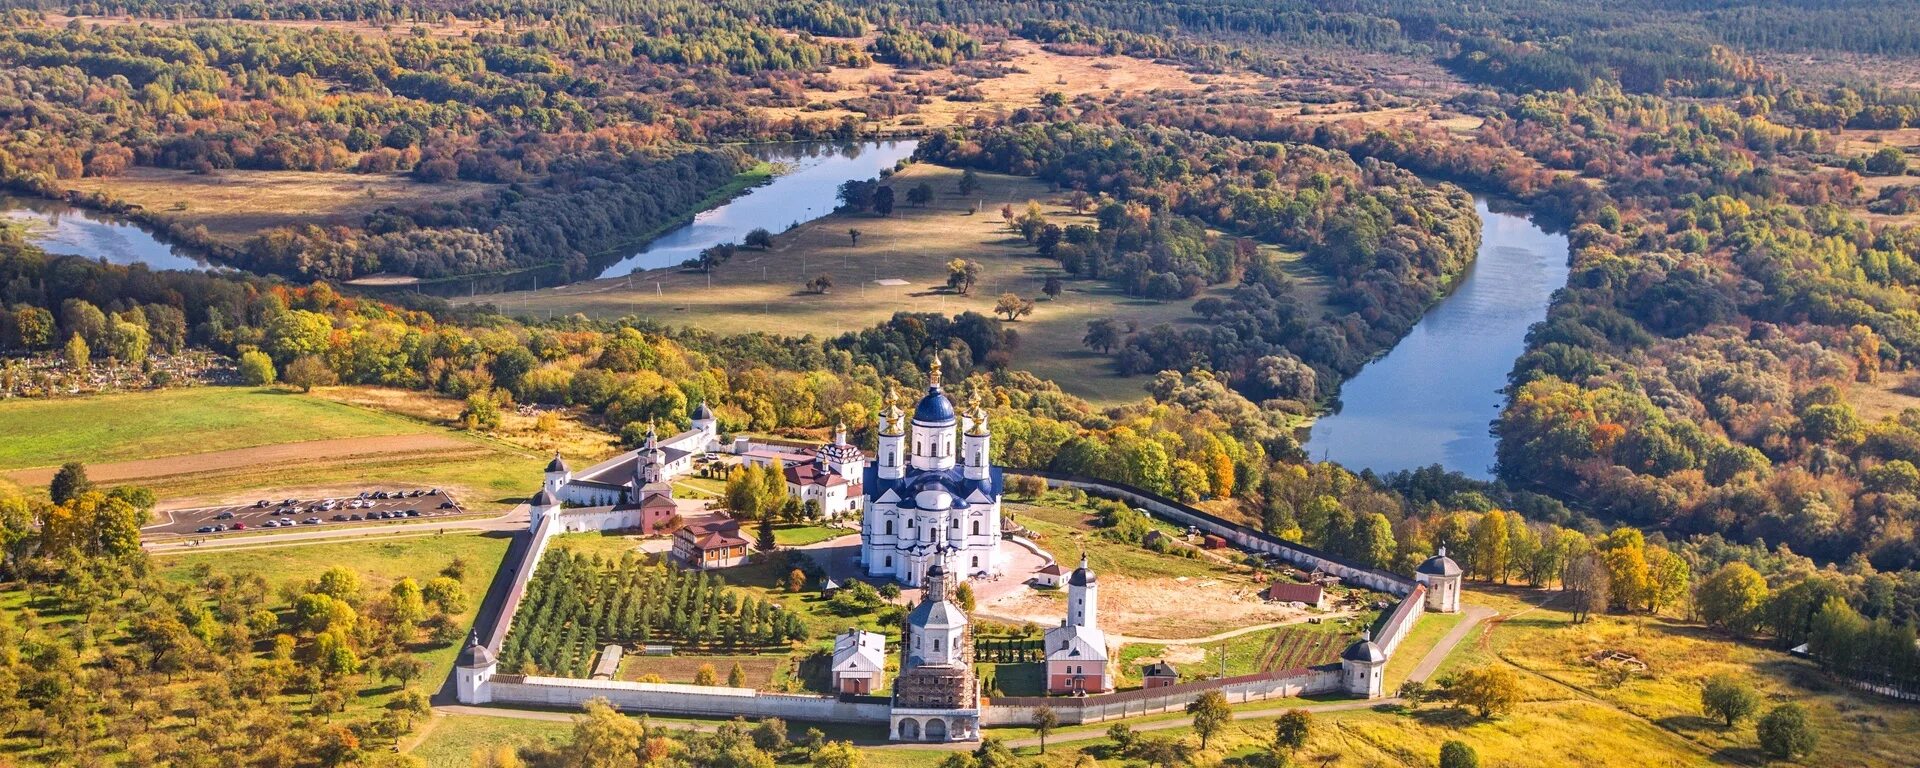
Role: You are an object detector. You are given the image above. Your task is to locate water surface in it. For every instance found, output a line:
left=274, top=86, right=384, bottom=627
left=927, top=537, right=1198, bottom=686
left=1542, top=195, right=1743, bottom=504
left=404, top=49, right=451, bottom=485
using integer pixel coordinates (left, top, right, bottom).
left=1305, top=197, right=1570, bottom=479
left=1, top=195, right=217, bottom=271
left=595, top=140, right=919, bottom=278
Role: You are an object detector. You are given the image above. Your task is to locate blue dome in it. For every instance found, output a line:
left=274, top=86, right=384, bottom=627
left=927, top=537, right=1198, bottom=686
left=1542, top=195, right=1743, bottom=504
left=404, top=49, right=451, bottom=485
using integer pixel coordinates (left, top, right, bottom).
left=913, top=387, right=956, bottom=423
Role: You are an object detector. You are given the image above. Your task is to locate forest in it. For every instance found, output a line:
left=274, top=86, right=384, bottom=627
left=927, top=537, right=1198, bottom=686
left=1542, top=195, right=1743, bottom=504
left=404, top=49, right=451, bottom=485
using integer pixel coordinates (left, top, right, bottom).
left=916, top=121, right=1479, bottom=405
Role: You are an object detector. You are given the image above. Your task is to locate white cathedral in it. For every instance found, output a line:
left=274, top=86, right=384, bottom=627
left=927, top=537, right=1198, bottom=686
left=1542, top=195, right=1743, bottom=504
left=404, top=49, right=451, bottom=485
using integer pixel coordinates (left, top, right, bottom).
left=859, top=360, right=1004, bottom=587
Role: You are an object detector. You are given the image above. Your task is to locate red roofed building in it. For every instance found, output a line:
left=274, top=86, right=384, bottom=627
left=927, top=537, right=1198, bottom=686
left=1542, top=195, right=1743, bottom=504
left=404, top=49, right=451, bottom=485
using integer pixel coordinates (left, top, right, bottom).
left=672, top=519, right=750, bottom=570
left=782, top=424, right=865, bottom=518
left=1265, top=582, right=1328, bottom=610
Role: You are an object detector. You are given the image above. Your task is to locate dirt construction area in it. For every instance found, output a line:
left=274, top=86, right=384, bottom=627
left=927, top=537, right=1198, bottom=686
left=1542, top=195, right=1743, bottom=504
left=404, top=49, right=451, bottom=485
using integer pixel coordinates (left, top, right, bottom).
left=982, top=573, right=1315, bottom=640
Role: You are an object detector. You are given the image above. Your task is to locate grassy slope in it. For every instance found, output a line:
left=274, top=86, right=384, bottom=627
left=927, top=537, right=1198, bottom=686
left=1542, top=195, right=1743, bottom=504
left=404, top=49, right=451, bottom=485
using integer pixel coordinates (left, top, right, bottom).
left=155, top=532, right=513, bottom=717
left=0, top=387, right=415, bottom=470
left=0, top=385, right=556, bottom=510
left=468, top=163, right=1221, bottom=407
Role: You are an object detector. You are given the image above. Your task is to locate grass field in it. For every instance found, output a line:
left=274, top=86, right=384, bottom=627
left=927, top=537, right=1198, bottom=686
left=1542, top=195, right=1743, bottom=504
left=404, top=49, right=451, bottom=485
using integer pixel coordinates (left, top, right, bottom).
left=469, top=163, right=1222, bottom=406
left=619, top=652, right=791, bottom=689
left=773, top=524, right=853, bottom=547
left=0, top=387, right=415, bottom=471
left=63, top=167, right=494, bottom=249
left=0, top=385, right=549, bottom=510
left=408, top=714, right=573, bottom=767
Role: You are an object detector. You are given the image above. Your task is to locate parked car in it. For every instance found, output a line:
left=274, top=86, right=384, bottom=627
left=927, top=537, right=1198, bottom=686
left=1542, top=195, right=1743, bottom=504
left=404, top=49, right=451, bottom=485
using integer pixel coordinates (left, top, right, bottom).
left=213, top=524, right=226, bottom=532
left=349, top=514, right=363, bottom=521
left=438, top=501, right=457, bottom=509
left=404, top=510, right=421, bottom=517
left=331, top=514, right=348, bottom=522
left=262, top=521, right=279, bottom=528
left=230, top=522, right=246, bottom=530
left=302, top=517, right=321, bottom=525
left=215, top=511, right=236, bottom=520
left=196, top=526, right=215, bottom=533
left=427, top=489, right=441, bottom=496
left=255, top=500, right=272, bottom=508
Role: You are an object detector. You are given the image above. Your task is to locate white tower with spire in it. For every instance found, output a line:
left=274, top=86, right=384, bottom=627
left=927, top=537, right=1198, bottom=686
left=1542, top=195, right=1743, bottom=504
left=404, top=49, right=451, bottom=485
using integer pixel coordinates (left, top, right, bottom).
left=876, top=387, right=907, bottom=482
left=1044, top=553, right=1111, bottom=693
left=960, top=388, right=991, bottom=482
left=543, top=452, right=571, bottom=495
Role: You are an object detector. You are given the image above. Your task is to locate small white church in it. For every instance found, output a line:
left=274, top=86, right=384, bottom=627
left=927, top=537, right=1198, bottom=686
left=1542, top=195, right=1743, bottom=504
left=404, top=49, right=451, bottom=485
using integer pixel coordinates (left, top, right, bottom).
left=859, top=360, right=1004, bottom=587
left=531, top=403, right=719, bottom=535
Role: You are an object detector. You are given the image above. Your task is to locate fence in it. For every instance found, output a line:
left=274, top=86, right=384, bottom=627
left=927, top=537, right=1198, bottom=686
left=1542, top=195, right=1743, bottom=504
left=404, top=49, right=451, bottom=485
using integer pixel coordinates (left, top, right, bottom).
left=983, top=666, right=1343, bottom=726
left=1006, top=469, right=1418, bottom=596
left=487, top=675, right=893, bottom=724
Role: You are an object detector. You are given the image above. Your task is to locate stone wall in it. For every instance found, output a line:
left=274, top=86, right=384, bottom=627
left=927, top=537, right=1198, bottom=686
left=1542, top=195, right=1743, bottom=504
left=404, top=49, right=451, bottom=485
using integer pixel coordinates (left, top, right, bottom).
left=1373, top=584, right=1426, bottom=658
left=983, top=667, right=1343, bottom=726
left=488, top=675, right=893, bottom=723
left=1008, top=470, right=1417, bottom=596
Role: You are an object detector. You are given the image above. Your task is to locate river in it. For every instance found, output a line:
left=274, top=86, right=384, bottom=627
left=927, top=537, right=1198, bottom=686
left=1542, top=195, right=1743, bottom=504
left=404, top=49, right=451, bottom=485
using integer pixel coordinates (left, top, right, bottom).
left=1304, top=196, right=1570, bottom=480
left=1, top=194, right=219, bottom=271
left=594, top=140, right=919, bottom=278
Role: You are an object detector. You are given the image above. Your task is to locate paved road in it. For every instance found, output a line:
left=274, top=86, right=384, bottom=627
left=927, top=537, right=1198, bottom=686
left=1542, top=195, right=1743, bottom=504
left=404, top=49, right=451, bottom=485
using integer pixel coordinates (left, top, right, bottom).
left=145, top=505, right=527, bottom=554
left=1407, top=605, right=1495, bottom=684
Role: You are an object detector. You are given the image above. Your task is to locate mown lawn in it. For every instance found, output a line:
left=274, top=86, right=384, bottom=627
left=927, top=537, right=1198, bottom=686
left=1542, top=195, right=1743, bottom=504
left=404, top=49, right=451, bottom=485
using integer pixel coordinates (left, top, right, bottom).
left=773, top=524, right=852, bottom=547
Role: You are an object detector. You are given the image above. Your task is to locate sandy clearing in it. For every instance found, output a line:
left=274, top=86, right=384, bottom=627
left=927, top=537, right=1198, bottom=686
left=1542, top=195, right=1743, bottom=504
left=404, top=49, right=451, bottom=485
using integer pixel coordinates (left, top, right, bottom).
left=981, top=573, right=1309, bottom=639
left=6, top=433, right=473, bottom=487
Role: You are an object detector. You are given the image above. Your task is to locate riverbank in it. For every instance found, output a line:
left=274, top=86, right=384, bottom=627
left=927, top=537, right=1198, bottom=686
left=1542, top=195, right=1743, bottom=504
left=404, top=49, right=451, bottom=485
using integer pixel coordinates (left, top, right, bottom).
left=1303, top=197, right=1570, bottom=478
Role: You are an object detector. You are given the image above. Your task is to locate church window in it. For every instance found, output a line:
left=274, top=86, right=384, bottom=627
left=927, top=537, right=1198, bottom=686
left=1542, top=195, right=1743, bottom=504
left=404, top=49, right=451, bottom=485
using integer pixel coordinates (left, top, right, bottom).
left=933, top=638, right=941, bottom=652
left=971, top=520, right=982, bottom=535
left=885, top=556, right=893, bottom=568
left=971, top=556, right=979, bottom=568
left=884, top=520, right=894, bottom=535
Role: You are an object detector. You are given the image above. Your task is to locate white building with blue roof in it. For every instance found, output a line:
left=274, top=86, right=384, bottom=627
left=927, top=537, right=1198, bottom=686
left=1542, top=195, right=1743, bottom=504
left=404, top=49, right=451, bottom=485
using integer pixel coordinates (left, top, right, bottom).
left=859, top=359, right=1004, bottom=587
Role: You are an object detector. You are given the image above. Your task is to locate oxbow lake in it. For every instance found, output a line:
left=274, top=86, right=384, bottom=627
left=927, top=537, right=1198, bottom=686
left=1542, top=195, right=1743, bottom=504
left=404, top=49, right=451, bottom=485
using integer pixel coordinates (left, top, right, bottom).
left=1, top=194, right=217, bottom=272
left=594, top=139, right=919, bottom=278
left=1304, top=196, right=1571, bottom=480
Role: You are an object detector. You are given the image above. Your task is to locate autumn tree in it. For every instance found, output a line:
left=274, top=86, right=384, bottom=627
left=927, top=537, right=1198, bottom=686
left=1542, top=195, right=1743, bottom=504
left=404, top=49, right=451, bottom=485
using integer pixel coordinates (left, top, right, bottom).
left=1701, top=675, right=1759, bottom=728
left=1187, top=690, right=1231, bottom=749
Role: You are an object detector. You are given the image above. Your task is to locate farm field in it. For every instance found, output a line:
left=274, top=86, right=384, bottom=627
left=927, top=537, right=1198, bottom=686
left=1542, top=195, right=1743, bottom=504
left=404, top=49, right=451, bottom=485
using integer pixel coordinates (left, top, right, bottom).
left=0, top=385, right=548, bottom=511
left=468, top=163, right=1223, bottom=406
left=62, top=166, right=495, bottom=249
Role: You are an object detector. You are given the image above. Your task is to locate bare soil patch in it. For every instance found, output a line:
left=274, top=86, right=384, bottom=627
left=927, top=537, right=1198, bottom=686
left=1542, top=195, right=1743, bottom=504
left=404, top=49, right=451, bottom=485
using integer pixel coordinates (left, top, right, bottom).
left=618, top=654, right=786, bottom=689
left=6, top=433, right=471, bottom=489
left=982, top=573, right=1306, bottom=640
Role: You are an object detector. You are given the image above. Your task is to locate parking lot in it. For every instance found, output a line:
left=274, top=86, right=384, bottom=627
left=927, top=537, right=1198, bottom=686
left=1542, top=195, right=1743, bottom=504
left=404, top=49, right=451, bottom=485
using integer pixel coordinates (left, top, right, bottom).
left=148, top=488, right=466, bottom=537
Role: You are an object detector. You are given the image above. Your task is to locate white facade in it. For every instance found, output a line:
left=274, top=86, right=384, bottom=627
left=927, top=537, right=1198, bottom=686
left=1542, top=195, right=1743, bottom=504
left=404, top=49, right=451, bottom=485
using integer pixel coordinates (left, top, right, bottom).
left=1045, top=554, right=1111, bottom=694
left=1340, top=632, right=1387, bottom=698
left=830, top=628, right=887, bottom=694
left=549, top=406, right=718, bottom=508
left=785, top=424, right=866, bottom=518
left=1415, top=548, right=1464, bottom=614
left=860, top=361, right=1003, bottom=587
